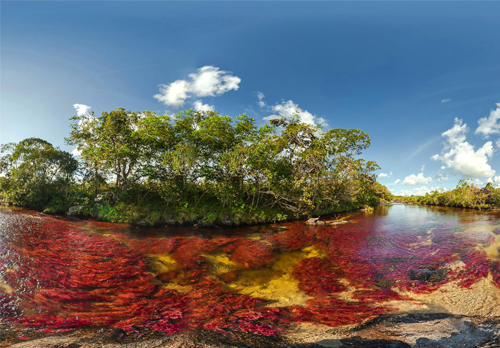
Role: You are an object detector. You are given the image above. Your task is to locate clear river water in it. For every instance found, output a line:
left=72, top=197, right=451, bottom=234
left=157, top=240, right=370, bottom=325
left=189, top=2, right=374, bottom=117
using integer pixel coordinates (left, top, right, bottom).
left=0, top=204, right=499, bottom=347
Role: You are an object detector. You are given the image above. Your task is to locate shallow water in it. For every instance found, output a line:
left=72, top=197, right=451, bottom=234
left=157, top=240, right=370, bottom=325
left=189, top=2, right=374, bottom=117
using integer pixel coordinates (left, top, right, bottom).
left=1, top=204, right=499, bottom=346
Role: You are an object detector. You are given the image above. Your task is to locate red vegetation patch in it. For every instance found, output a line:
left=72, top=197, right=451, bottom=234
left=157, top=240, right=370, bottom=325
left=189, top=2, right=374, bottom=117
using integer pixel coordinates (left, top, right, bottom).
left=290, top=297, right=388, bottom=327
left=491, top=261, right=500, bottom=288
left=172, top=238, right=216, bottom=270
left=184, top=279, right=284, bottom=336
left=293, top=257, right=345, bottom=297
left=230, top=239, right=274, bottom=269
left=454, top=250, right=490, bottom=288
left=268, top=225, right=315, bottom=252
left=128, top=238, right=178, bottom=255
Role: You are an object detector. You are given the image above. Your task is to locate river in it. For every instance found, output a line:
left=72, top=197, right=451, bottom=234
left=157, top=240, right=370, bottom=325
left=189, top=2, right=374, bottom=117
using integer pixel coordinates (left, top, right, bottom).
left=0, top=204, right=499, bottom=347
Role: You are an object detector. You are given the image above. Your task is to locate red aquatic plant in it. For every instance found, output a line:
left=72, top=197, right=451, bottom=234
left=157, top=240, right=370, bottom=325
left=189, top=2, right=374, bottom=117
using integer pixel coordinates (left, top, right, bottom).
left=290, top=297, right=388, bottom=327
left=128, top=237, right=178, bottom=255
left=454, top=249, right=490, bottom=288
left=230, top=239, right=274, bottom=269
left=267, top=225, right=315, bottom=252
left=184, top=278, right=284, bottom=336
left=172, top=237, right=216, bottom=269
left=292, top=257, right=345, bottom=297
left=1, top=207, right=497, bottom=339
left=491, top=261, right=500, bottom=288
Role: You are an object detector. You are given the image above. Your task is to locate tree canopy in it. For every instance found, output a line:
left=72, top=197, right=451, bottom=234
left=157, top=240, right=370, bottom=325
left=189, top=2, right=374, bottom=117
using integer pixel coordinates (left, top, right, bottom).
left=1, top=107, right=387, bottom=224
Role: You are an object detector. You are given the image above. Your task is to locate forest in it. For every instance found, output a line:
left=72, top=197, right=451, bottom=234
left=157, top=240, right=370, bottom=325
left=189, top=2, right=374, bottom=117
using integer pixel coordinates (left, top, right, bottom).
left=395, top=179, right=500, bottom=210
left=0, top=108, right=392, bottom=226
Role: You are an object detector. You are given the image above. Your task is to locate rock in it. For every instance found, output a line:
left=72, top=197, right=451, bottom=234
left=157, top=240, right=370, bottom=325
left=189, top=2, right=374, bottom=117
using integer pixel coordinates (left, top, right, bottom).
left=194, top=221, right=215, bottom=228
left=165, top=219, right=178, bottom=225
left=306, top=217, right=320, bottom=225
left=409, top=268, right=447, bottom=283
left=340, top=337, right=411, bottom=347
left=220, top=220, right=233, bottom=226
left=94, top=193, right=104, bottom=203
left=327, top=220, right=348, bottom=226
left=67, top=205, right=83, bottom=216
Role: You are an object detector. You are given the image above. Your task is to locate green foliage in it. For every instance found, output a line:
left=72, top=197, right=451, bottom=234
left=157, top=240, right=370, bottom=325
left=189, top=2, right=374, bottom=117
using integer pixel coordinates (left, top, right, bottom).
left=1, top=107, right=388, bottom=224
left=0, top=138, right=78, bottom=211
left=394, top=179, right=500, bottom=210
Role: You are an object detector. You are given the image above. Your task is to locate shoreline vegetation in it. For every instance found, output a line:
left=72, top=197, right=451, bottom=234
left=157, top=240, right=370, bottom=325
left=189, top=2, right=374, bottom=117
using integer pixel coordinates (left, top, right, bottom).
left=0, top=108, right=393, bottom=226
left=394, top=179, right=500, bottom=211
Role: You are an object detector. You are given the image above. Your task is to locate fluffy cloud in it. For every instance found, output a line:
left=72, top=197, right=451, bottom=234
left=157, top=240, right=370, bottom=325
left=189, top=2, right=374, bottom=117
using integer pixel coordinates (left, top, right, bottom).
left=475, top=103, right=500, bottom=138
left=441, top=98, right=451, bottom=103
left=154, top=66, right=240, bottom=107
left=378, top=172, right=393, bottom=179
left=73, top=103, right=95, bottom=129
left=394, top=179, right=401, bottom=184
left=73, top=103, right=91, bottom=116
left=396, top=186, right=445, bottom=196
left=189, top=66, right=241, bottom=97
left=256, top=92, right=266, bottom=108
left=432, top=118, right=495, bottom=178
left=193, top=100, right=214, bottom=112
left=264, top=100, right=328, bottom=128
left=434, top=173, right=449, bottom=182
left=403, top=173, right=433, bottom=186
left=154, top=80, right=191, bottom=107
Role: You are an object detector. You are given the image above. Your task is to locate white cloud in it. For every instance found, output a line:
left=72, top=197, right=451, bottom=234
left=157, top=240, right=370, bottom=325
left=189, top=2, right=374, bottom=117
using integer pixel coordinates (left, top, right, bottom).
left=73, top=103, right=95, bottom=129
left=378, top=171, right=393, bottom=179
left=154, top=66, right=240, bottom=107
left=256, top=91, right=266, bottom=108
left=72, top=147, right=82, bottom=157
left=394, top=179, right=401, bottom=184
left=154, top=80, right=191, bottom=107
left=441, top=98, right=451, bottom=103
left=434, top=173, right=449, bottom=182
left=421, top=164, right=425, bottom=172
left=403, top=172, right=433, bottom=186
left=193, top=100, right=214, bottom=112
left=474, top=179, right=485, bottom=187
left=396, top=186, right=446, bottom=196
left=189, top=66, right=241, bottom=97
left=73, top=103, right=91, bottom=116
left=264, top=100, right=328, bottom=128
left=475, top=103, right=500, bottom=138
left=432, top=118, right=495, bottom=178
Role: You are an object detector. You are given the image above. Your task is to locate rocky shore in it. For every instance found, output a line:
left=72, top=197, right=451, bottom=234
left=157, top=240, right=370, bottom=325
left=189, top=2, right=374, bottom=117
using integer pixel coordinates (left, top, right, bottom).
left=3, top=313, right=499, bottom=348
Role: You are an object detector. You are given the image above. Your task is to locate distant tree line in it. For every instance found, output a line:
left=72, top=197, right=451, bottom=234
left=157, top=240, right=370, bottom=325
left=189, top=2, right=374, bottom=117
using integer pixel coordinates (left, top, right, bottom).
left=0, top=108, right=391, bottom=225
left=394, top=179, right=500, bottom=210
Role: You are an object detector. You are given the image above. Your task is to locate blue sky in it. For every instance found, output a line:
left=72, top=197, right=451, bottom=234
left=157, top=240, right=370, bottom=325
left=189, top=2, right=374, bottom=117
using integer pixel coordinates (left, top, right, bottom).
left=2, top=1, right=500, bottom=195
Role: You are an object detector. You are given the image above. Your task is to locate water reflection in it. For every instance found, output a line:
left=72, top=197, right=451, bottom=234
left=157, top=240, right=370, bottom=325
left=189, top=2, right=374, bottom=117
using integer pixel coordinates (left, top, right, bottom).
left=0, top=205, right=499, bottom=340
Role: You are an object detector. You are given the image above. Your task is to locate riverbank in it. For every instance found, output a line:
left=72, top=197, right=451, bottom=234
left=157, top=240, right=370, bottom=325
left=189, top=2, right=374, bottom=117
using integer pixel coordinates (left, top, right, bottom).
left=3, top=313, right=500, bottom=348
left=5, top=199, right=368, bottom=228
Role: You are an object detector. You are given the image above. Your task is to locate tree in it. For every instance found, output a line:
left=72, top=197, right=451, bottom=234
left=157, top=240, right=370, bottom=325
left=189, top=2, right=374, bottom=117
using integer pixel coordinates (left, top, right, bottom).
left=0, top=138, right=77, bottom=210
left=66, top=108, right=149, bottom=189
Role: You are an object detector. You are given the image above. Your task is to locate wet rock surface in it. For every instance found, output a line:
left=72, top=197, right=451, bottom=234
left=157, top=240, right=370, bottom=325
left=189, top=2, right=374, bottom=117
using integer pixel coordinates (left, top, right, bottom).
left=3, top=314, right=500, bottom=347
